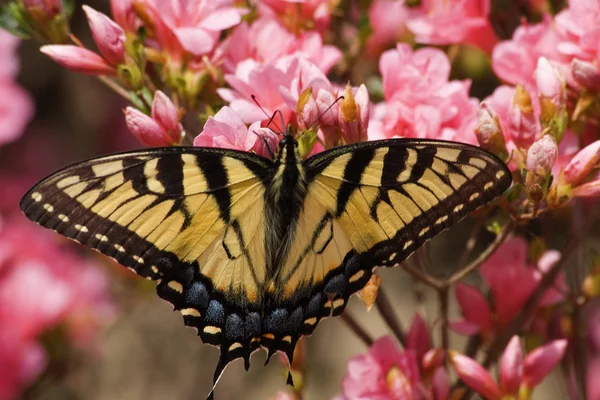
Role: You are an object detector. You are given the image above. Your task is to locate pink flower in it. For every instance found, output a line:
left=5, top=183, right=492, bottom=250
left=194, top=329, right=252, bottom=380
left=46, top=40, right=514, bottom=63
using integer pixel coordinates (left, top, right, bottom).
left=338, top=84, right=370, bottom=144
left=125, top=91, right=183, bottom=147
left=0, top=31, right=33, bottom=147
left=475, top=104, right=508, bottom=159
left=218, top=58, right=299, bottom=125
left=371, top=44, right=478, bottom=144
left=194, top=106, right=277, bottom=158
left=492, top=16, right=560, bottom=89
left=0, top=82, right=34, bottom=147
left=83, top=5, right=126, bottom=66
left=0, top=215, right=115, bottom=399
left=451, top=336, right=567, bottom=399
left=40, top=45, right=116, bottom=76
left=260, top=0, right=332, bottom=33
left=571, top=59, right=600, bottom=92
left=21, top=0, right=62, bottom=17
left=339, top=336, right=422, bottom=400
left=482, top=85, right=540, bottom=152
left=139, top=0, right=247, bottom=58
left=452, top=237, right=564, bottom=338
left=111, top=0, right=138, bottom=33
left=527, top=134, right=558, bottom=176
left=535, top=57, right=566, bottom=110
left=563, top=140, right=600, bottom=186
left=219, top=18, right=341, bottom=74
left=554, top=0, right=600, bottom=62
left=406, top=0, right=497, bottom=53
left=366, top=0, right=412, bottom=56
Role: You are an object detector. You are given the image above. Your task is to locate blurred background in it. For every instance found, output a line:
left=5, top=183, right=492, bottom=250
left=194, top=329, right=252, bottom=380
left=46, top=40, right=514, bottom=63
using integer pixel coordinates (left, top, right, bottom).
left=0, top=0, right=584, bottom=399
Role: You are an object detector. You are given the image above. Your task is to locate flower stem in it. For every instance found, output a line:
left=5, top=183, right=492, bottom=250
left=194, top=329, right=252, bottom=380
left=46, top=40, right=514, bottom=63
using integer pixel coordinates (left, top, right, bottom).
left=374, top=286, right=406, bottom=347
left=340, top=311, right=374, bottom=346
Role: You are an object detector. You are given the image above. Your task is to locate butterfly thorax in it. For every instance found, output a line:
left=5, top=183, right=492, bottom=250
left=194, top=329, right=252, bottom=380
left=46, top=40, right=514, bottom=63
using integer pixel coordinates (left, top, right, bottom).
left=264, top=137, right=307, bottom=283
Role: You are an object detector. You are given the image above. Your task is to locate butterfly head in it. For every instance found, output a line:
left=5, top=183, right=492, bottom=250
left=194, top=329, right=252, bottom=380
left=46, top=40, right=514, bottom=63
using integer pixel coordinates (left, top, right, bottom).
left=277, top=135, right=300, bottom=165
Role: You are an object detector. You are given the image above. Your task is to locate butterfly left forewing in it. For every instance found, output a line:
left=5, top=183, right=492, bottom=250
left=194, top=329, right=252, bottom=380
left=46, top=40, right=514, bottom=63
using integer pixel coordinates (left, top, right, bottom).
left=20, top=147, right=276, bottom=395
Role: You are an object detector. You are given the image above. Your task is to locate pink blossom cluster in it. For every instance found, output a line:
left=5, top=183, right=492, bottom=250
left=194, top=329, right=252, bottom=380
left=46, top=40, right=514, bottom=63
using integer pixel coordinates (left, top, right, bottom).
left=0, top=30, right=114, bottom=400
left=0, top=30, right=33, bottom=146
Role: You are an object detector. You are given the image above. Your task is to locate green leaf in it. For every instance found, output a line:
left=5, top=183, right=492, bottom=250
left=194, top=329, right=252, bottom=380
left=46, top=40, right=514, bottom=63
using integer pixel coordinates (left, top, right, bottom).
left=61, top=0, right=75, bottom=18
left=0, top=4, right=32, bottom=38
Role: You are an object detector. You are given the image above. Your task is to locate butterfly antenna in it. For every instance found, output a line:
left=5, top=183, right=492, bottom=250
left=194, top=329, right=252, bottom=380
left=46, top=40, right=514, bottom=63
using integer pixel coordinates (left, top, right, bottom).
left=251, top=129, right=276, bottom=159
left=297, top=95, right=345, bottom=140
left=251, top=94, right=284, bottom=134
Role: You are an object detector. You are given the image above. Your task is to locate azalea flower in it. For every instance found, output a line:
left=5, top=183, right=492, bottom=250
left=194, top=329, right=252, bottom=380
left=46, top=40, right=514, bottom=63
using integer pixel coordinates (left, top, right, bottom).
left=338, top=336, right=424, bottom=400
left=406, top=0, right=498, bottom=53
left=194, top=106, right=278, bottom=158
left=451, top=335, right=568, bottom=399
left=452, top=237, right=565, bottom=338
left=369, top=43, right=478, bottom=144
left=125, top=91, right=184, bottom=147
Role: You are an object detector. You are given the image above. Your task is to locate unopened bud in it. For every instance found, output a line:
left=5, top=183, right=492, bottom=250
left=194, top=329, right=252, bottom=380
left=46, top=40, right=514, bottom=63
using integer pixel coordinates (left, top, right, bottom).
left=571, top=59, right=600, bottom=92
left=475, top=104, right=508, bottom=160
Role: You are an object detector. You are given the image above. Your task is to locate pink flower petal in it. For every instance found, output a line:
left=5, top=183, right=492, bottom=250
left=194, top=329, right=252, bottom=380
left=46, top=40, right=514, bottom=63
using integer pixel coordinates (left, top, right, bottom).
left=563, top=140, right=600, bottom=186
left=40, top=45, right=115, bottom=76
left=199, top=8, right=247, bottom=31
left=523, top=339, right=568, bottom=388
left=125, top=107, right=171, bottom=147
left=83, top=5, right=126, bottom=66
left=450, top=352, right=502, bottom=400
left=500, top=336, right=524, bottom=394
left=454, top=283, right=493, bottom=333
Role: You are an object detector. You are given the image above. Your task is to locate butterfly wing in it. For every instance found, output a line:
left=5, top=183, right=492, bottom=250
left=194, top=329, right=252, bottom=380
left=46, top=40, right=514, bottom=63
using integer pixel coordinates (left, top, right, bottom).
left=20, top=147, right=275, bottom=392
left=266, top=139, right=511, bottom=353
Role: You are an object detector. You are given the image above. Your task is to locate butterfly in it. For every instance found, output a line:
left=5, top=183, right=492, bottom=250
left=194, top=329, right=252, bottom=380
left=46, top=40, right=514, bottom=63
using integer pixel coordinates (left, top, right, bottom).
left=20, top=136, right=511, bottom=397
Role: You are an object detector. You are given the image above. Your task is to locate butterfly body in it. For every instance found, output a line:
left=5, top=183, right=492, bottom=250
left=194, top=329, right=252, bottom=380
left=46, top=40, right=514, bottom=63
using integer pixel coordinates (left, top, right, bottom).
left=20, top=137, right=511, bottom=396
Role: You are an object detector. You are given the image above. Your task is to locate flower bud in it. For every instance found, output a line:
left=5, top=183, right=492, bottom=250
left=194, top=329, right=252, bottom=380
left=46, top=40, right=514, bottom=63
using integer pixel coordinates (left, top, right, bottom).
left=547, top=181, right=574, bottom=208
left=40, top=45, right=115, bottom=75
left=536, top=58, right=566, bottom=111
left=527, top=135, right=557, bottom=176
left=475, top=104, right=508, bottom=160
left=572, top=179, right=600, bottom=198
left=509, top=84, right=537, bottom=149
left=111, top=0, right=138, bottom=33
left=83, top=6, right=126, bottom=66
left=571, top=59, right=600, bottom=92
left=126, top=91, right=183, bottom=147
left=563, top=140, right=600, bottom=186
left=296, top=88, right=319, bottom=131
left=339, top=84, right=370, bottom=144
left=9, top=0, right=69, bottom=43
left=522, top=339, right=567, bottom=388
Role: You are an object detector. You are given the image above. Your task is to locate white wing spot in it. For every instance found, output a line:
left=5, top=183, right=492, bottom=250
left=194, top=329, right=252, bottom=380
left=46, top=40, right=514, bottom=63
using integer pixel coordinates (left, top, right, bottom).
left=167, top=280, right=183, bottom=293
left=419, top=227, right=430, bottom=237
left=229, top=342, right=243, bottom=351
left=133, top=255, right=144, bottom=264
left=203, top=326, right=222, bottom=335
left=95, top=234, right=109, bottom=242
left=496, top=170, right=506, bottom=179
left=58, top=214, right=69, bottom=222
left=435, top=215, right=449, bottom=225
left=403, top=240, right=413, bottom=250
left=75, top=224, right=89, bottom=233
left=151, top=266, right=159, bottom=274
left=180, top=308, right=201, bottom=317
left=31, top=192, right=42, bottom=202
left=282, top=336, right=292, bottom=343
left=453, top=204, right=464, bottom=213
left=332, top=298, right=345, bottom=310
left=484, top=182, right=494, bottom=190
left=349, top=270, right=365, bottom=283
left=43, top=203, right=54, bottom=212
left=304, top=317, right=317, bottom=326
left=388, top=252, right=397, bottom=261
left=114, top=244, right=126, bottom=253
left=469, top=192, right=480, bottom=201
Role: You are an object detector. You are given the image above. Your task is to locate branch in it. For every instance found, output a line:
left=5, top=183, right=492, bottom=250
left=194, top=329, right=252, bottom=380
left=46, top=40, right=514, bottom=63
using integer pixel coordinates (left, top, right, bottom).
left=482, top=204, right=600, bottom=368
left=448, top=222, right=513, bottom=285
left=375, top=286, right=407, bottom=347
left=340, top=311, right=374, bottom=347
